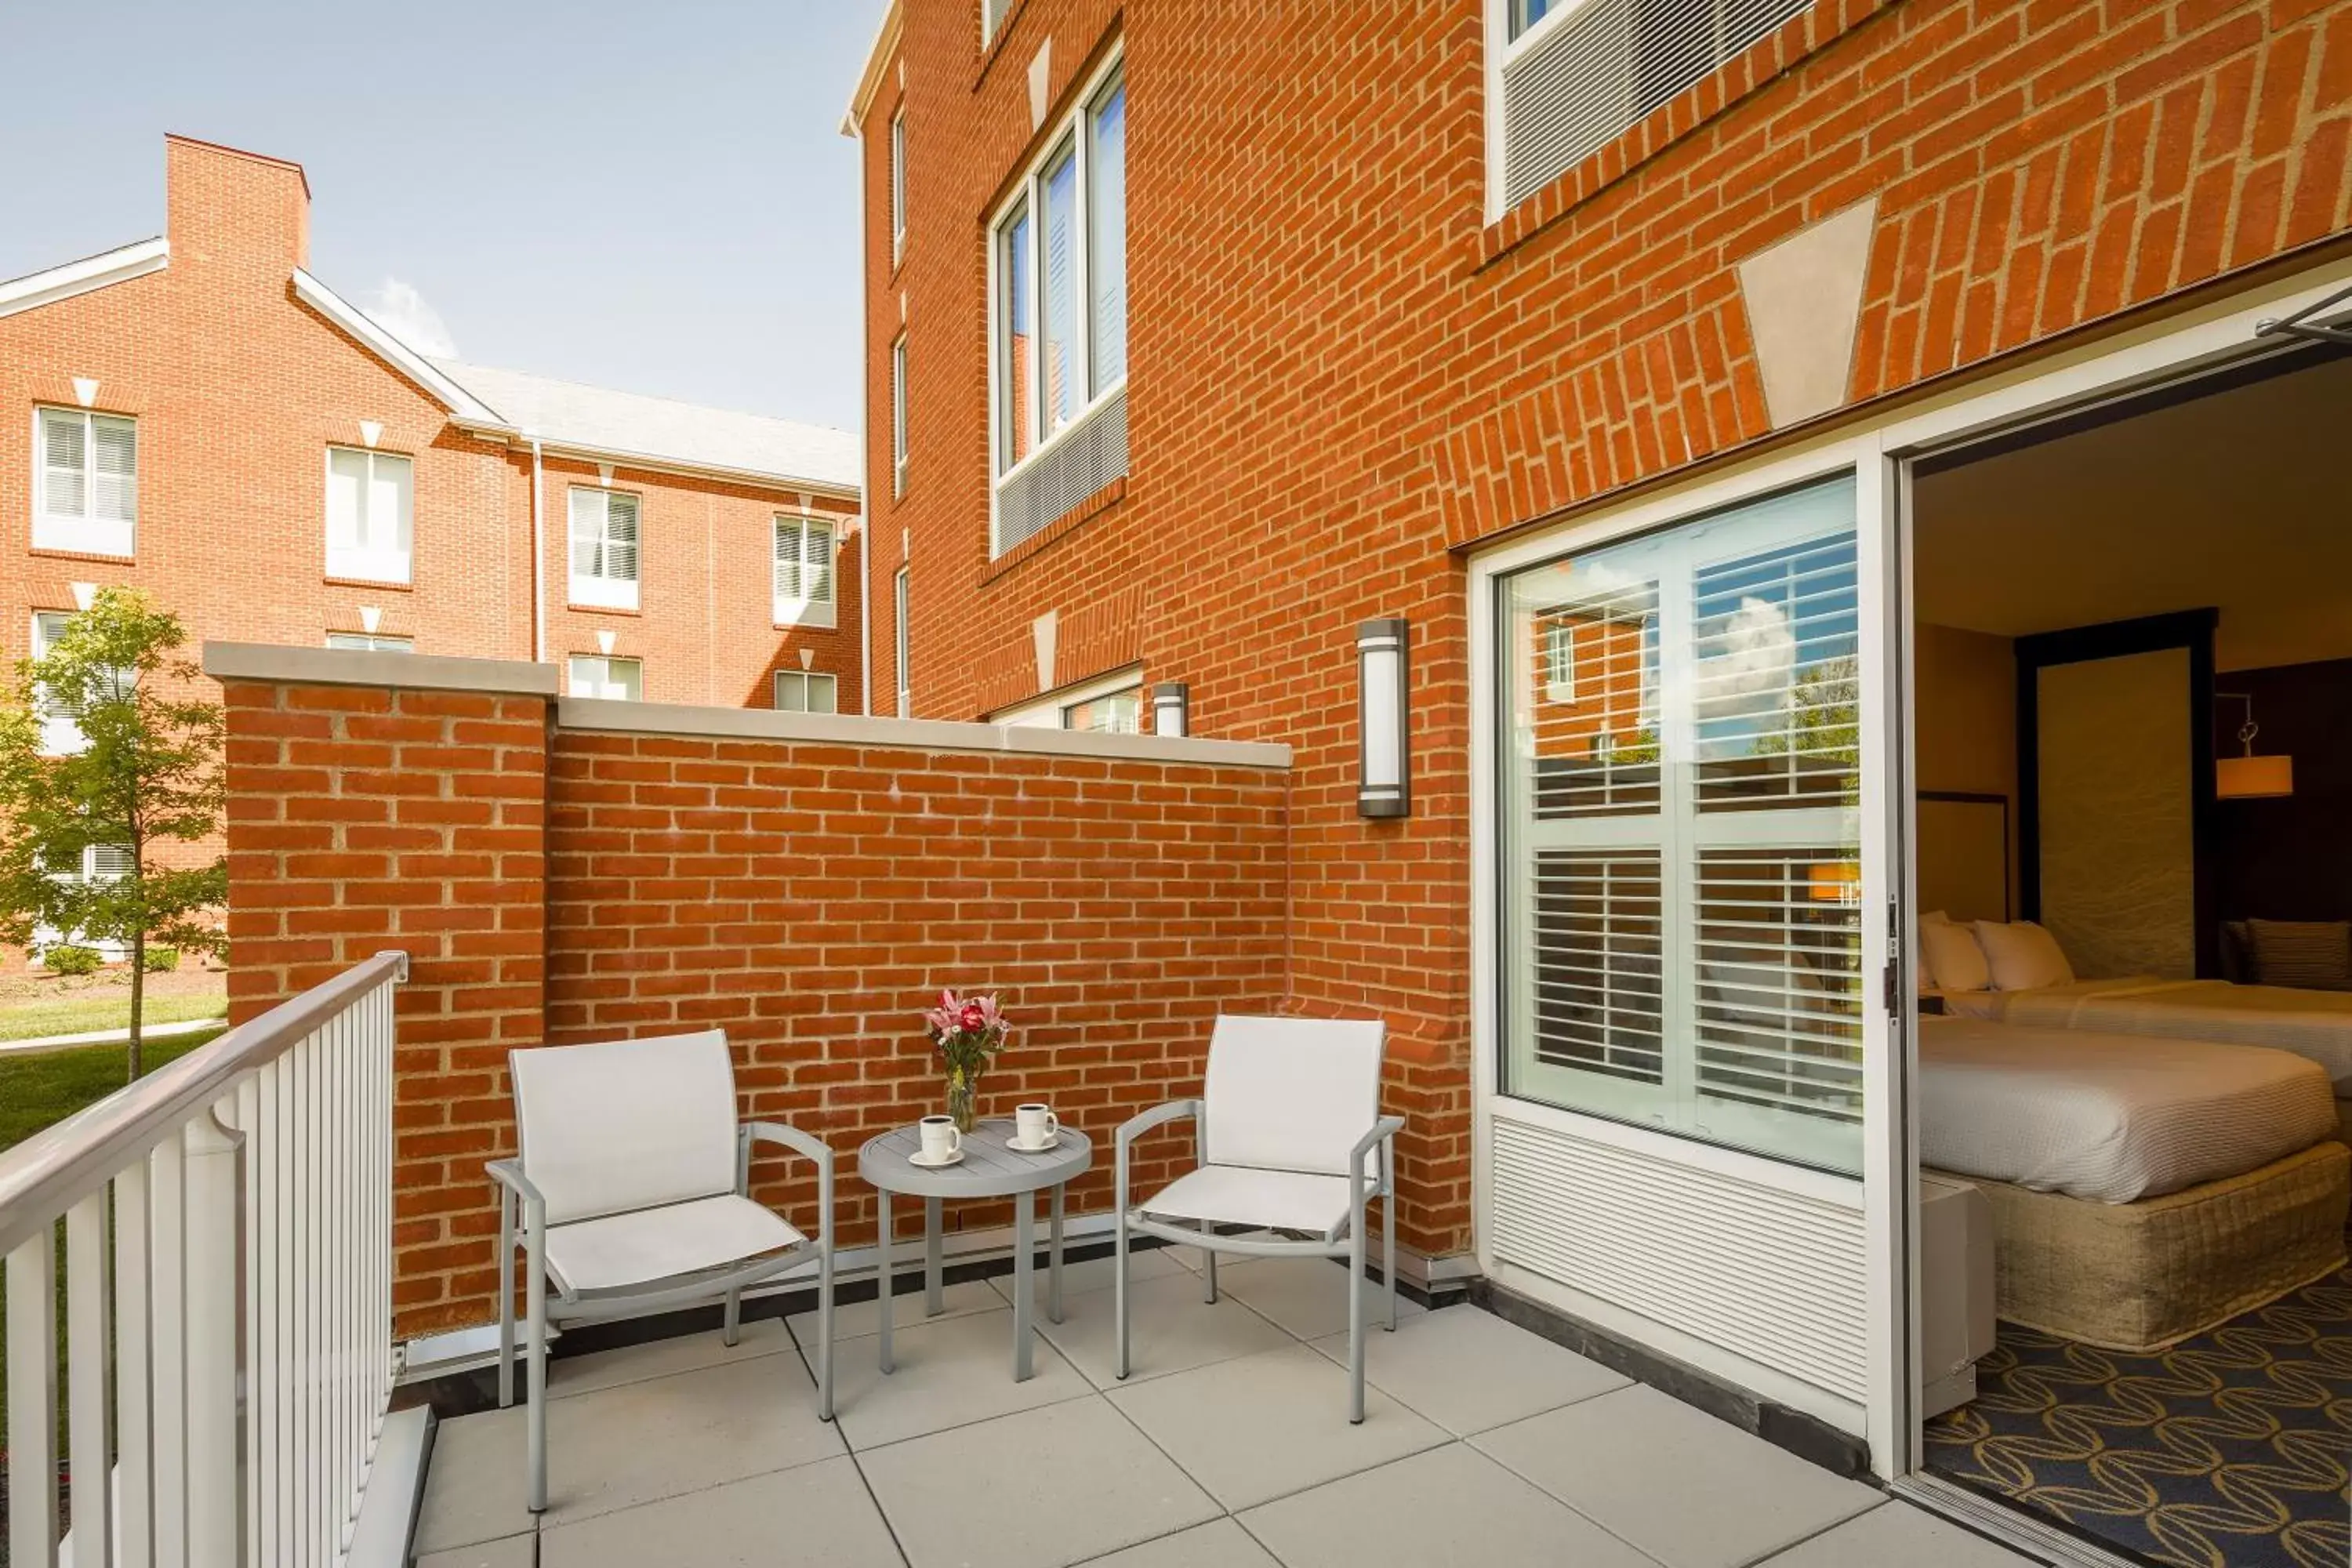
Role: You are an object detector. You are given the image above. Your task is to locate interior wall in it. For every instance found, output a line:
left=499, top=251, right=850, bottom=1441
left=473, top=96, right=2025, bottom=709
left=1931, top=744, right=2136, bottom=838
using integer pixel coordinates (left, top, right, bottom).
left=1913, top=622, right=2017, bottom=919
left=2212, top=656, right=2352, bottom=924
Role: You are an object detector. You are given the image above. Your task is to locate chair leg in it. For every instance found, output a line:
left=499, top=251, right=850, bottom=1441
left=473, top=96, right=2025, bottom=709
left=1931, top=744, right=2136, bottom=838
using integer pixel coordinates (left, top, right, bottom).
left=723, top=1286, right=742, bottom=1347
left=1114, top=1207, right=1131, bottom=1381
left=525, top=1213, right=550, bottom=1513
left=817, top=1242, right=835, bottom=1422
left=1385, top=1189, right=1398, bottom=1332
left=1201, top=1218, right=1218, bottom=1305
left=496, top=1186, right=516, bottom=1408
left=1348, top=1221, right=1367, bottom=1425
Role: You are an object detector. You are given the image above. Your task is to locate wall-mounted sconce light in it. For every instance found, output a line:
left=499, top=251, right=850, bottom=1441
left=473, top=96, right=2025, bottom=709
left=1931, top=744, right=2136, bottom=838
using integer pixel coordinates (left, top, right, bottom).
left=1152, top=682, right=1189, bottom=739
left=1357, top=618, right=1410, bottom=818
left=2216, top=691, right=2294, bottom=799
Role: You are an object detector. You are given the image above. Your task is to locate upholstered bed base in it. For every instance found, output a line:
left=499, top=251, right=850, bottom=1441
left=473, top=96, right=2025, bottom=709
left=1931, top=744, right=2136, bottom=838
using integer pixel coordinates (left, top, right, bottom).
left=1926, top=1139, right=2350, bottom=1352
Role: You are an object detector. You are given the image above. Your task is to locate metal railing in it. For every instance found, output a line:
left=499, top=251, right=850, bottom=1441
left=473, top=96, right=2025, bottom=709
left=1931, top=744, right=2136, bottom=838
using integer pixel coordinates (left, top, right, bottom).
left=1, top=950, right=407, bottom=1568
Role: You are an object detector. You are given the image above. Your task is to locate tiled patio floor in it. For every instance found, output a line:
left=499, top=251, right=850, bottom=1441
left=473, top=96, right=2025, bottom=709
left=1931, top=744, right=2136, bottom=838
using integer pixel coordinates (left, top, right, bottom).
left=412, top=1247, right=2039, bottom=1568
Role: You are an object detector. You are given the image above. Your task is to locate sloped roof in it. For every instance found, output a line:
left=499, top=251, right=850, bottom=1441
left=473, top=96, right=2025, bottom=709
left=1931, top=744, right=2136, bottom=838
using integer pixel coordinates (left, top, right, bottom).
left=431, top=358, right=862, bottom=495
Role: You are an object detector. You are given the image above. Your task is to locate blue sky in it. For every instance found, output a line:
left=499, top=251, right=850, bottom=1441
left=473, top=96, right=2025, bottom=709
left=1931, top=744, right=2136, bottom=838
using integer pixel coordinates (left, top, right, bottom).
left=0, top=0, right=889, bottom=433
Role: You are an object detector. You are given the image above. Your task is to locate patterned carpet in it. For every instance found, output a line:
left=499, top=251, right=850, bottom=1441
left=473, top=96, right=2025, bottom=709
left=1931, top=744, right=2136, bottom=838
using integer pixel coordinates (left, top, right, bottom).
left=1925, top=1265, right=2352, bottom=1568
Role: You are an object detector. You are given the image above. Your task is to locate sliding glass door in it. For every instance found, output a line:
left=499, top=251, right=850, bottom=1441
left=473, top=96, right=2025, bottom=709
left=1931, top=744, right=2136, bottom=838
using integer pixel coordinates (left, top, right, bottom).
left=1499, top=475, right=1867, bottom=1174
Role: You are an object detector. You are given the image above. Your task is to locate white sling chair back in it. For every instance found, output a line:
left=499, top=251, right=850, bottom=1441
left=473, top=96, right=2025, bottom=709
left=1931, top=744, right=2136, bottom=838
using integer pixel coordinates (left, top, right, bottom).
left=1112, top=1015, right=1404, bottom=1421
left=488, top=1029, right=834, bottom=1512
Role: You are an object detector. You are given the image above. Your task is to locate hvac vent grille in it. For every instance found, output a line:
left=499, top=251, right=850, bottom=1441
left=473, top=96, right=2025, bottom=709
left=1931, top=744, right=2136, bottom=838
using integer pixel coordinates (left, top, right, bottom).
left=1490, top=1115, right=1868, bottom=1401
left=995, top=387, right=1127, bottom=556
left=1502, top=0, right=1811, bottom=208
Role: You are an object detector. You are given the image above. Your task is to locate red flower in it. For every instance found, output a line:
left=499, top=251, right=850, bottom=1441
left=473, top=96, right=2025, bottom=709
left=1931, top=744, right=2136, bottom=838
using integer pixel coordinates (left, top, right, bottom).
left=959, top=1002, right=986, bottom=1032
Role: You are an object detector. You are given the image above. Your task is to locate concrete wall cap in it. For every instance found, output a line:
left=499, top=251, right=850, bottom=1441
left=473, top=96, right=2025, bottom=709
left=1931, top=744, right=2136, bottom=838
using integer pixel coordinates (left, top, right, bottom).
left=203, top=642, right=562, bottom=697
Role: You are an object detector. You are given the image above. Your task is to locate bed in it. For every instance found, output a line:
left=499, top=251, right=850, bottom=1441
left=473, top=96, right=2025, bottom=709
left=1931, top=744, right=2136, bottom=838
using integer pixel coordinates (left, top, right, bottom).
left=1918, top=1015, right=2347, bottom=1350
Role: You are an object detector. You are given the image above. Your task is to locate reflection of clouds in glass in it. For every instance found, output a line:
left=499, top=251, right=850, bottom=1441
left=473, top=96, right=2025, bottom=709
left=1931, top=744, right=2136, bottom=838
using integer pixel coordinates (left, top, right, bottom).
left=1697, top=595, right=1793, bottom=723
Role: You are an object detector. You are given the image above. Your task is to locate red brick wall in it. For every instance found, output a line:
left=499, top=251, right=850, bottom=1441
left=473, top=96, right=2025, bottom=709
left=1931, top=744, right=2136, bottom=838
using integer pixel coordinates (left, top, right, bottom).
left=859, top=0, right=2352, bottom=1257
left=221, top=656, right=1303, bottom=1336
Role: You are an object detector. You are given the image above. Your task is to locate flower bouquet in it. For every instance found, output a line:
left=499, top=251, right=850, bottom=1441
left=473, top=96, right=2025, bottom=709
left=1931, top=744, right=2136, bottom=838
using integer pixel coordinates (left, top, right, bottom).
left=924, top=989, right=1011, bottom=1133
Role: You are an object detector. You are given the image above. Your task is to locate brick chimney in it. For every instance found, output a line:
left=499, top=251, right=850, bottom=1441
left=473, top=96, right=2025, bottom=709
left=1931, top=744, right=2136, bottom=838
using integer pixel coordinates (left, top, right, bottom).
left=164, top=134, right=310, bottom=276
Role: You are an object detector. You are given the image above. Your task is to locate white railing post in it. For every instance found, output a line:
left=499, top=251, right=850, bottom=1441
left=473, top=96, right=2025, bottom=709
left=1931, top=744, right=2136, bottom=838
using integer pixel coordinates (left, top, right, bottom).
left=117, top=1155, right=158, bottom=1564
left=185, top=1106, right=245, bottom=1568
left=7, top=1229, right=60, bottom=1568
left=65, top=1190, right=115, bottom=1568
left=152, top=1128, right=191, bottom=1568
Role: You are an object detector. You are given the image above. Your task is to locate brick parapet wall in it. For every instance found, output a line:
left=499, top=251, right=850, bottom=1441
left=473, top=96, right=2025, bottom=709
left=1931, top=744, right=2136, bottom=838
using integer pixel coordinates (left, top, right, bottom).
left=219, top=647, right=1476, bottom=1338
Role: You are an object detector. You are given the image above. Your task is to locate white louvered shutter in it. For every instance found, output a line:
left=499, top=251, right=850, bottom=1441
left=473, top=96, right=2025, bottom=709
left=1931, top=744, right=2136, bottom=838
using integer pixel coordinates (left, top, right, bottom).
left=93, top=414, right=137, bottom=523
left=569, top=490, right=603, bottom=579
left=604, top=493, right=640, bottom=583
left=87, top=844, right=134, bottom=880
left=327, top=449, right=368, bottom=552
left=772, top=519, right=801, bottom=601
left=369, top=453, right=413, bottom=553
left=806, top=520, right=834, bottom=606
left=42, top=409, right=87, bottom=518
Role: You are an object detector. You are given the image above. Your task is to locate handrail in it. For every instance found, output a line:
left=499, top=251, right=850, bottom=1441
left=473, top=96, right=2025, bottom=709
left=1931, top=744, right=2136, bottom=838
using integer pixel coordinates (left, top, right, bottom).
left=0, top=949, right=408, bottom=1257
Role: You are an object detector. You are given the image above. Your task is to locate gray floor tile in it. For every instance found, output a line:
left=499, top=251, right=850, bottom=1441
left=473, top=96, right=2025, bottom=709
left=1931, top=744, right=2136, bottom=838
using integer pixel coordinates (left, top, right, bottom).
left=789, top=1276, right=1002, bottom=1343
left=989, top=1242, right=1189, bottom=1305
left=1756, top=1502, right=2042, bottom=1566
left=1076, top=1518, right=1282, bottom=1568
left=539, top=1455, right=902, bottom=1568
left=1109, top=1344, right=1449, bottom=1512
left=1473, top=1385, right=1878, bottom=1568
left=1305, top=1305, right=1627, bottom=1436
left=413, top=1350, right=844, bottom=1550
left=1238, top=1441, right=1659, bottom=1568
left=830, top=1305, right=1093, bottom=1450
left=1035, top=1268, right=1295, bottom=1388
left=414, top=1536, right=535, bottom=1568
left=862, top=1396, right=1220, bottom=1568
left=1210, top=1254, right=1427, bottom=1341
left=547, top=1316, right=796, bottom=1401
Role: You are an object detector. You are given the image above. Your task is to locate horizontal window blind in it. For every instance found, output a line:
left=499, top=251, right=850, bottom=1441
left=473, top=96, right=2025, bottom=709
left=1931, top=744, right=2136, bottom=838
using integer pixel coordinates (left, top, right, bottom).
left=1693, top=848, right=1862, bottom=1127
left=1531, top=848, right=1664, bottom=1083
left=1528, top=577, right=1661, bottom=819
left=570, top=490, right=639, bottom=583
left=1693, top=532, right=1858, bottom=811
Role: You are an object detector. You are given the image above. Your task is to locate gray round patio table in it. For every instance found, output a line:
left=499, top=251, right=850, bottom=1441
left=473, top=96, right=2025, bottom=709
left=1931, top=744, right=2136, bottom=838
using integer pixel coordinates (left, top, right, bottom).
left=858, top=1118, right=1093, bottom=1381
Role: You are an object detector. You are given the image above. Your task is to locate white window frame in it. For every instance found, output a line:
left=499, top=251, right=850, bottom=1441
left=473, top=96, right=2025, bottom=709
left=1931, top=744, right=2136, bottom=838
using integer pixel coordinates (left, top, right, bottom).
left=773, top=669, right=839, bottom=714
left=981, top=0, right=1014, bottom=46
left=992, top=663, right=1147, bottom=731
left=985, top=52, right=1127, bottom=488
left=568, top=487, right=643, bottom=612
left=32, top=844, right=133, bottom=961
left=890, top=111, right=908, bottom=266
left=34, top=407, right=138, bottom=557
left=566, top=654, right=641, bottom=701
left=772, top=514, right=838, bottom=629
left=325, top=446, right=414, bottom=585
left=891, top=334, right=909, bottom=498
left=893, top=566, right=911, bottom=718
left=325, top=632, right=413, bottom=652
left=31, top=611, right=82, bottom=755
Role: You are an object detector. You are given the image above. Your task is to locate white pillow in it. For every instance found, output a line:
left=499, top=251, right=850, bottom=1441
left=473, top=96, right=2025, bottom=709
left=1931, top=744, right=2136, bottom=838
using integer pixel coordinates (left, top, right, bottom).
left=1974, top=920, right=2074, bottom=992
left=1922, top=909, right=1951, bottom=925
left=1921, top=920, right=1991, bottom=993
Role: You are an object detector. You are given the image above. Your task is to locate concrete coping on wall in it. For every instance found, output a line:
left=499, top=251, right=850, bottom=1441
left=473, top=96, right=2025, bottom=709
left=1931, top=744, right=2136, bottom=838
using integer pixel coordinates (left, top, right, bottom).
left=204, top=642, right=561, bottom=697
left=199, top=642, right=1292, bottom=769
left=557, top=698, right=1294, bottom=769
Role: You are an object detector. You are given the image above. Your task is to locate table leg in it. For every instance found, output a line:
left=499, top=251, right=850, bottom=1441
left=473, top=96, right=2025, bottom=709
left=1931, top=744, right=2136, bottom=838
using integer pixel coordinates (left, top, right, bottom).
left=876, top=1189, right=895, bottom=1375
left=924, top=1196, right=945, bottom=1316
left=1048, top=1182, right=1066, bottom=1324
left=1012, top=1188, right=1035, bottom=1381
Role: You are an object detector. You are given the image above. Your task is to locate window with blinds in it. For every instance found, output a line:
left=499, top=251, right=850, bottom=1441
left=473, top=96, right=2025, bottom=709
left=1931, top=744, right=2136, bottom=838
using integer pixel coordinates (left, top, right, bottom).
left=326, top=633, right=413, bottom=653
left=567, top=655, right=641, bottom=702
left=1502, top=474, right=1864, bottom=1172
left=325, top=448, right=413, bottom=584
left=890, top=112, right=907, bottom=261
left=774, top=670, right=838, bottom=714
left=772, top=515, right=837, bottom=627
left=36, top=408, right=137, bottom=556
left=1499, top=0, right=1811, bottom=210
left=568, top=488, right=641, bottom=611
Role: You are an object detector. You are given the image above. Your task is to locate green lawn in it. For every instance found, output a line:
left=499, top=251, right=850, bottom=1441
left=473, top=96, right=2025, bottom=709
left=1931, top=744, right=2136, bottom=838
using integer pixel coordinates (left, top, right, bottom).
left=0, top=992, right=227, bottom=1044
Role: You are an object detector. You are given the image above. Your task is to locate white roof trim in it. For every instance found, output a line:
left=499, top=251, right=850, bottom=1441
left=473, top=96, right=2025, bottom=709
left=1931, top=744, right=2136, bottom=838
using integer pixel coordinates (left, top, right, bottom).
left=290, top=269, right=501, bottom=422
left=448, top=419, right=863, bottom=500
left=0, top=238, right=169, bottom=321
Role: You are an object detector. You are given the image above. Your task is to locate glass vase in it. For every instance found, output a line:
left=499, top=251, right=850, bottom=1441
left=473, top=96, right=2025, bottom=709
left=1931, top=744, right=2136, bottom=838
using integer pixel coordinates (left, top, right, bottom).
left=946, top=1066, right=981, bottom=1134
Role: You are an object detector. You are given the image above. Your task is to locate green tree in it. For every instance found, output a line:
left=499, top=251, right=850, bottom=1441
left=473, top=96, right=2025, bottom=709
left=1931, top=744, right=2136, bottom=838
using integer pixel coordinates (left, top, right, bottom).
left=0, top=589, right=226, bottom=1079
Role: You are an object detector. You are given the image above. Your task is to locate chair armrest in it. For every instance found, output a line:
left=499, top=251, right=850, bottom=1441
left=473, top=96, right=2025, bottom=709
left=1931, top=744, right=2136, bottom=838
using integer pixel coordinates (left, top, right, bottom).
left=1116, top=1098, right=1203, bottom=1156
left=743, top=1120, right=834, bottom=1173
left=1351, top=1116, right=1406, bottom=1198
left=486, top=1157, right=546, bottom=1210
left=741, top=1122, right=835, bottom=1249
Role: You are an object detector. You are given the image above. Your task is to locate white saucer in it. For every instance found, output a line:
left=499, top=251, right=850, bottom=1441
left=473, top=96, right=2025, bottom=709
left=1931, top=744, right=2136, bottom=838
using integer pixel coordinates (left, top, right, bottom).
left=1005, top=1134, right=1059, bottom=1154
left=907, top=1147, right=964, bottom=1169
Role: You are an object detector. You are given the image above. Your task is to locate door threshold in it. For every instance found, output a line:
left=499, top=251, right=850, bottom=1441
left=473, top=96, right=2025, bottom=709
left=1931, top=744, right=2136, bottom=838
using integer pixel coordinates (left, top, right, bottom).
left=1892, top=1472, right=2152, bottom=1568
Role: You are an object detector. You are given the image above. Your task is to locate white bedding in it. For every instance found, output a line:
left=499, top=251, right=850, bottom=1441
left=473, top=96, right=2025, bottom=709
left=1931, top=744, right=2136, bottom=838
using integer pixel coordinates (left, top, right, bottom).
left=1918, top=1015, right=2337, bottom=1203
left=1960, top=978, right=2352, bottom=1093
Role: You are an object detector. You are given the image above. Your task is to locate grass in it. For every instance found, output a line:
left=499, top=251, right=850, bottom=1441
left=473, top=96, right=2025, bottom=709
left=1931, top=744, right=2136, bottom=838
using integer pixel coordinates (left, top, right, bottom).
left=0, top=993, right=227, bottom=1045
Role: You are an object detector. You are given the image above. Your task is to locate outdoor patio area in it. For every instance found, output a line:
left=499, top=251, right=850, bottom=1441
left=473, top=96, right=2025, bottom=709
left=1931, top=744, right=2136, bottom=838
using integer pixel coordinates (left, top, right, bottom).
left=410, top=1246, right=2036, bottom=1568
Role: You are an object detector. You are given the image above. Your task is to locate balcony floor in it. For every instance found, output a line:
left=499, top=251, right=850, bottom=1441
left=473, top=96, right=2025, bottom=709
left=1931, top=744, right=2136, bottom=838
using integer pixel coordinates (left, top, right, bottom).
left=413, top=1248, right=2034, bottom=1568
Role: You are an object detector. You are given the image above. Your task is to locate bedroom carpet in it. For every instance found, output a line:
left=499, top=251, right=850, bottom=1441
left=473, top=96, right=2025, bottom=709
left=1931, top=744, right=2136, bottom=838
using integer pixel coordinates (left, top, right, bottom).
left=1924, top=1263, right=2352, bottom=1568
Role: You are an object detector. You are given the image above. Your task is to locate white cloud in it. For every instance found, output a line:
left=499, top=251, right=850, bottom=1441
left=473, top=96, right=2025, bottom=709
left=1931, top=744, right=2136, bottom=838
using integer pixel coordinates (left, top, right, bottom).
left=358, top=278, right=458, bottom=358
left=1697, top=596, right=1795, bottom=722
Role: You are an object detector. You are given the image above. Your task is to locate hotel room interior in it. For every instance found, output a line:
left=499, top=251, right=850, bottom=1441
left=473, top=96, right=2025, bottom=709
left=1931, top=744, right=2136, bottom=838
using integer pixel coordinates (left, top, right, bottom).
left=1904, top=347, right=2351, bottom=1568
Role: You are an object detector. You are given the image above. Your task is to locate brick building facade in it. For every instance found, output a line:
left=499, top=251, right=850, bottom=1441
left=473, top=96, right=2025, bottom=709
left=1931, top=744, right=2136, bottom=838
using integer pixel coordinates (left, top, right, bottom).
left=1, top=136, right=866, bottom=724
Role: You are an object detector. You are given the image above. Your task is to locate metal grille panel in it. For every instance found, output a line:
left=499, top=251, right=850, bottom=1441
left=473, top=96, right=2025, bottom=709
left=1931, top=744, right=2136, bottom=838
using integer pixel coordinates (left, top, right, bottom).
left=995, top=387, right=1127, bottom=556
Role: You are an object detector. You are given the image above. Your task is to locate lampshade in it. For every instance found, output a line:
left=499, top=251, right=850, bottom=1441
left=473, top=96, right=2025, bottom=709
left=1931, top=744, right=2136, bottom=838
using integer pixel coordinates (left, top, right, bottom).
left=2217, top=753, right=2294, bottom=799
left=1357, top=619, right=1410, bottom=818
left=1807, top=861, right=1862, bottom=903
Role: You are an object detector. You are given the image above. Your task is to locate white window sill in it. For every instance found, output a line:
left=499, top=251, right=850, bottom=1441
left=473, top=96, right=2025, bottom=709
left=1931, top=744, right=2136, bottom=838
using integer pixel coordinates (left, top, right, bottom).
left=772, top=597, right=837, bottom=630
left=571, top=575, right=641, bottom=612
left=327, top=550, right=412, bottom=586
left=33, top=516, right=133, bottom=557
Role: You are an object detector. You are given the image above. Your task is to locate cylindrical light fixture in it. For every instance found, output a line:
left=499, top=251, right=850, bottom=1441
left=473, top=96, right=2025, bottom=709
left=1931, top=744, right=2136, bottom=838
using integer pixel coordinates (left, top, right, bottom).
left=1357, top=618, right=1410, bottom=818
left=1151, top=681, right=1189, bottom=739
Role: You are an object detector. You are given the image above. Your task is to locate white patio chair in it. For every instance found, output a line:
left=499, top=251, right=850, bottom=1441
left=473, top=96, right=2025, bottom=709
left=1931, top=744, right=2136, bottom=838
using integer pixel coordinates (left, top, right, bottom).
left=1113, top=1015, right=1405, bottom=1422
left=488, top=1029, right=834, bottom=1513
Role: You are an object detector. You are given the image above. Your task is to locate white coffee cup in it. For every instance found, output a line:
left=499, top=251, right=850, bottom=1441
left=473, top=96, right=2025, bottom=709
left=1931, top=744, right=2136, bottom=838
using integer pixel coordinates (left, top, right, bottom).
left=918, top=1115, right=961, bottom=1162
left=1014, top=1104, right=1058, bottom=1147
